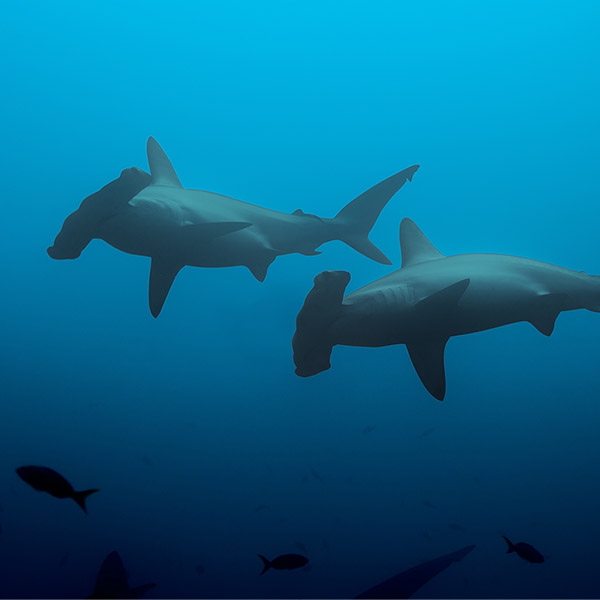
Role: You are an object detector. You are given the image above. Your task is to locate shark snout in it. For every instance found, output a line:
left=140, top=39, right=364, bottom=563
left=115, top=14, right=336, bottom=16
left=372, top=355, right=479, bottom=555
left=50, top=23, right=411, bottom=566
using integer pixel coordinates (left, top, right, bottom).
left=314, top=270, right=351, bottom=288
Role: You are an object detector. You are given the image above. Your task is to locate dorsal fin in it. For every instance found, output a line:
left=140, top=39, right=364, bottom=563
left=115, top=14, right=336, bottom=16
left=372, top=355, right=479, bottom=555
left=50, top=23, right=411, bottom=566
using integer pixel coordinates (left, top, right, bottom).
left=400, top=218, right=444, bottom=268
left=146, top=137, right=183, bottom=188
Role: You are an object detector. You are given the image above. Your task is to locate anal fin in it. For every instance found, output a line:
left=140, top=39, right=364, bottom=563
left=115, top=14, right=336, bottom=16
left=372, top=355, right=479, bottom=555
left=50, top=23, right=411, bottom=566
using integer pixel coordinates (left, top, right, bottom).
left=149, top=258, right=183, bottom=318
left=406, top=339, right=448, bottom=401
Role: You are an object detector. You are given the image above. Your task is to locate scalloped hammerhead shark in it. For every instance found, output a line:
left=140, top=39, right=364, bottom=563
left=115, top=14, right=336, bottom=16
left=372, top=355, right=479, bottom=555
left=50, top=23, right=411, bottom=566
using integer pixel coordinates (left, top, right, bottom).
left=48, top=138, right=419, bottom=317
left=293, top=218, right=600, bottom=400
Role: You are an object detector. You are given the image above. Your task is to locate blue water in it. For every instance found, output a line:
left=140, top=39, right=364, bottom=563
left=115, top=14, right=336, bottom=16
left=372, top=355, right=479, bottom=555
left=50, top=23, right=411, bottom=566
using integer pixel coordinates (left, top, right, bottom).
left=1, top=1, right=599, bottom=597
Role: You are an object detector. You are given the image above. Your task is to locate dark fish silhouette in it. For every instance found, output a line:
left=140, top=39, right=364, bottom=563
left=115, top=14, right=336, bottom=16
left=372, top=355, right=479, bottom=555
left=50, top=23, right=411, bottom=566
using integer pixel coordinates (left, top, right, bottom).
left=362, top=425, right=376, bottom=434
left=311, top=468, right=324, bottom=481
left=356, top=545, right=475, bottom=598
left=258, top=553, right=309, bottom=575
left=448, top=523, right=467, bottom=533
left=141, top=455, right=154, bottom=469
left=502, top=536, right=544, bottom=563
left=88, top=551, right=155, bottom=599
left=253, top=504, right=271, bottom=513
left=418, top=427, right=435, bottom=439
left=421, top=499, right=436, bottom=509
left=195, top=564, right=205, bottom=575
left=16, top=466, right=99, bottom=514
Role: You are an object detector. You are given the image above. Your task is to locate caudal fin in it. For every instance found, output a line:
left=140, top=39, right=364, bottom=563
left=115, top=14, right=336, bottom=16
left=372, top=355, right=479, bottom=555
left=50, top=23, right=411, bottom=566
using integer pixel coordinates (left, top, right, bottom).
left=502, top=536, right=515, bottom=553
left=71, top=489, right=100, bottom=514
left=130, top=583, right=157, bottom=598
left=293, top=271, right=351, bottom=377
left=333, top=165, right=419, bottom=264
left=258, top=554, right=271, bottom=575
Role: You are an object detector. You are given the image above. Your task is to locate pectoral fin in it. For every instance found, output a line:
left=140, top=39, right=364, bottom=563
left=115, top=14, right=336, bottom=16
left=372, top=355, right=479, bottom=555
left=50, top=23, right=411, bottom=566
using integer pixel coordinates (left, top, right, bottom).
left=406, top=339, right=448, bottom=401
left=181, top=221, right=251, bottom=243
left=415, top=279, right=470, bottom=316
left=528, top=293, right=567, bottom=336
left=149, top=259, right=183, bottom=318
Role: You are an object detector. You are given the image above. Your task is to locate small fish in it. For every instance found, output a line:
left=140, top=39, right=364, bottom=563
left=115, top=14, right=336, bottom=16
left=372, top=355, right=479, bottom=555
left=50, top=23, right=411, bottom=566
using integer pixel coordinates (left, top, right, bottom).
left=16, top=466, right=99, bottom=514
left=502, top=536, right=544, bottom=563
left=258, top=553, right=309, bottom=575
left=141, top=455, right=154, bottom=469
left=311, top=468, right=323, bottom=482
left=448, top=523, right=468, bottom=533
left=195, top=564, right=205, bottom=575
left=362, top=425, right=376, bottom=434
left=253, top=504, right=271, bottom=513
left=418, top=427, right=435, bottom=439
left=321, top=538, right=330, bottom=552
left=422, top=499, right=436, bottom=509
left=294, top=541, right=308, bottom=554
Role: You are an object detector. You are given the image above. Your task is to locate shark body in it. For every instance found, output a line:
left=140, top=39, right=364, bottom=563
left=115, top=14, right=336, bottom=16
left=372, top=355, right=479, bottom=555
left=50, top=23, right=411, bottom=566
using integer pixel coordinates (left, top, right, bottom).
left=49, top=138, right=419, bottom=316
left=293, top=218, right=600, bottom=400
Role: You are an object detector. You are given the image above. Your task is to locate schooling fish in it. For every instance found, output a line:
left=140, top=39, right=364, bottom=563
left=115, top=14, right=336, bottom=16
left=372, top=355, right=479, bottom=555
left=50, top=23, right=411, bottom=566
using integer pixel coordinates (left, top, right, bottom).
left=16, top=466, right=99, bottom=514
left=502, top=536, right=544, bottom=563
left=258, top=553, right=309, bottom=575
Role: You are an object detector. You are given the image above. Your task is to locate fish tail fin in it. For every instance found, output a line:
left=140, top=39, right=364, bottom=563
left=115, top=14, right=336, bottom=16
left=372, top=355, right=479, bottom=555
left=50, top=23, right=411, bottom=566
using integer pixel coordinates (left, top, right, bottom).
left=293, top=270, right=351, bottom=377
left=130, top=583, right=156, bottom=598
left=72, top=489, right=100, bottom=514
left=502, top=536, right=515, bottom=553
left=258, top=554, right=271, bottom=575
left=332, top=165, right=419, bottom=264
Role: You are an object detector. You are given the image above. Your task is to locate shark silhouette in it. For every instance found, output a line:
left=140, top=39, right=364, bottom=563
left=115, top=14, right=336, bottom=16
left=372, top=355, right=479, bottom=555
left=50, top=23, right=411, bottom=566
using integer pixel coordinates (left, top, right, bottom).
left=87, top=551, right=155, bottom=599
left=356, top=546, right=475, bottom=598
left=49, top=138, right=419, bottom=317
left=293, top=218, right=600, bottom=400
left=355, top=545, right=475, bottom=599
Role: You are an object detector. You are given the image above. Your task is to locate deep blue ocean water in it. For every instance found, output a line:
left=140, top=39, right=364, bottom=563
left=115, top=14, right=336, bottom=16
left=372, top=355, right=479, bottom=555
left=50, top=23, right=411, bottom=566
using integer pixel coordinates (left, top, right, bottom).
left=1, top=1, right=599, bottom=598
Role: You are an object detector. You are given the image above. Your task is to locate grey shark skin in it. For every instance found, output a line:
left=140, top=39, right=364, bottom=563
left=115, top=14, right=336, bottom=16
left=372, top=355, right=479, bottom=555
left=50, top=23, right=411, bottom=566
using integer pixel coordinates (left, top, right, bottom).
left=48, top=137, right=419, bottom=317
left=293, top=218, right=600, bottom=400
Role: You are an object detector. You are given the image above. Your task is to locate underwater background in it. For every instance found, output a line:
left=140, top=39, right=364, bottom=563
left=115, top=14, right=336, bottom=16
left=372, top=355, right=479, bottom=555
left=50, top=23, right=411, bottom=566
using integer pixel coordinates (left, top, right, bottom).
left=1, top=1, right=599, bottom=597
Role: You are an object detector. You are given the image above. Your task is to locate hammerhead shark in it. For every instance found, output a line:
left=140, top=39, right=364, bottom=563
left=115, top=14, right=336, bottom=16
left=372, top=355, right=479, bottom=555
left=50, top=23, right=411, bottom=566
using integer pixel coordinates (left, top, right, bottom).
left=293, top=218, right=600, bottom=400
left=48, top=138, right=419, bottom=317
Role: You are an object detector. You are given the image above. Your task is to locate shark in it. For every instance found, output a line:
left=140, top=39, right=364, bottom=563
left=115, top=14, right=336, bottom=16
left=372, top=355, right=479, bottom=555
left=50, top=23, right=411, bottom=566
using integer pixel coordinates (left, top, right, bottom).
left=293, top=218, right=600, bottom=400
left=355, top=544, right=475, bottom=599
left=48, top=138, right=419, bottom=317
left=87, top=551, right=155, bottom=599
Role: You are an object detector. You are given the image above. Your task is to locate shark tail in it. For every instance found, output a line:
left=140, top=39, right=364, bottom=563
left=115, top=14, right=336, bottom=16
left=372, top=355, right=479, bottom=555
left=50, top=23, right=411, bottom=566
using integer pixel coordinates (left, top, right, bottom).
left=502, top=536, right=515, bottom=553
left=130, top=583, right=157, bottom=598
left=71, top=489, right=100, bottom=514
left=258, top=554, right=272, bottom=575
left=333, top=165, right=419, bottom=264
left=293, top=271, right=351, bottom=377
